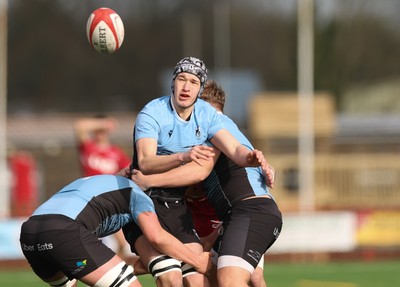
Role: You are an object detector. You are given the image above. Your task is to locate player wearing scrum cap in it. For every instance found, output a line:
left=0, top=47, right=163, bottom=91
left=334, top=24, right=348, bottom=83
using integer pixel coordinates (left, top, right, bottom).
left=128, top=57, right=272, bottom=287
left=130, top=80, right=281, bottom=287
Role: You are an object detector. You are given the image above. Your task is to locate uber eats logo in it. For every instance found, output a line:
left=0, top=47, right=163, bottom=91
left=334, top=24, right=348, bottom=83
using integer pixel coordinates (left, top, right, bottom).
left=21, top=243, right=53, bottom=251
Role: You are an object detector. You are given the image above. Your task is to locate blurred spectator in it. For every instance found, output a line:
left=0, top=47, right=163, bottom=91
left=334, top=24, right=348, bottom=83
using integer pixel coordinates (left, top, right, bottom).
left=8, top=150, right=39, bottom=217
left=74, top=115, right=131, bottom=176
left=74, top=115, right=132, bottom=259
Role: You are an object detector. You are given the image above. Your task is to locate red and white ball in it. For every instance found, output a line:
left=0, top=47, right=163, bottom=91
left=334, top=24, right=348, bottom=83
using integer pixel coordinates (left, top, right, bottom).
left=86, top=7, right=124, bottom=54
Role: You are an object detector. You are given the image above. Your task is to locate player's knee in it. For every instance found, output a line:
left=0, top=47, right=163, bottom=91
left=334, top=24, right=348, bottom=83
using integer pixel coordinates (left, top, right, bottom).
left=217, top=268, right=250, bottom=287
left=148, top=255, right=182, bottom=284
left=250, top=268, right=266, bottom=287
left=48, top=276, right=76, bottom=287
left=183, top=272, right=209, bottom=287
left=181, top=263, right=198, bottom=278
left=156, top=270, right=183, bottom=287
left=94, top=262, right=137, bottom=287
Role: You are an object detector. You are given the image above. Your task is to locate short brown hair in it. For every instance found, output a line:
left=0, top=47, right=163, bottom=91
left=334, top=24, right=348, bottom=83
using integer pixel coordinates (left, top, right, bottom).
left=200, top=80, right=225, bottom=112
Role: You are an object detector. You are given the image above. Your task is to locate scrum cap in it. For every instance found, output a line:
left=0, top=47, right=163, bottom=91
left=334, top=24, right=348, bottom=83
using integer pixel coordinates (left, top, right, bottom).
left=171, top=57, right=208, bottom=96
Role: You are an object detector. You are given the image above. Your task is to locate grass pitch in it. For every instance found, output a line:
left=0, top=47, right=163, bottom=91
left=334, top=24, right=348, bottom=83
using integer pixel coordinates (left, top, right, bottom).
left=0, top=260, right=399, bottom=286
left=264, top=260, right=400, bottom=287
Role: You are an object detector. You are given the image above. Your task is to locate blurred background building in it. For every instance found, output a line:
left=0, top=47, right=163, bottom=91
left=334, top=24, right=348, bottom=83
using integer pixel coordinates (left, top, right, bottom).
left=1, top=0, right=400, bottom=263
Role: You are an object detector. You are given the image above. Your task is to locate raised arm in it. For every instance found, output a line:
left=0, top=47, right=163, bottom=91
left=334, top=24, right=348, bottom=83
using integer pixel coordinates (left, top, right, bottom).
left=74, top=116, right=116, bottom=143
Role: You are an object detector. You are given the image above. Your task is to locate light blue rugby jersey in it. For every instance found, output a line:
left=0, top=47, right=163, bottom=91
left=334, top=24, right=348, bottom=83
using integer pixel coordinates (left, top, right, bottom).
left=135, top=96, right=224, bottom=154
left=33, top=175, right=155, bottom=225
left=219, top=112, right=273, bottom=198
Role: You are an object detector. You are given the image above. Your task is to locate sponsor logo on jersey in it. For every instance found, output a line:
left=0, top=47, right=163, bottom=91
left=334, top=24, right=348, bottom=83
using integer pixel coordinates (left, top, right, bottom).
left=72, top=260, right=87, bottom=275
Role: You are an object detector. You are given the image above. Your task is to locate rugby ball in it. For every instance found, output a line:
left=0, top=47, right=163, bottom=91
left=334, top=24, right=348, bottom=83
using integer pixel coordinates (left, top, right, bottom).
left=86, top=8, right=124, bottom=54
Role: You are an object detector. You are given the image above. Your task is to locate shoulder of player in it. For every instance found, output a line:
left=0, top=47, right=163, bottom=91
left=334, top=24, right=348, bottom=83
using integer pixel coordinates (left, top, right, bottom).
left=143, top=96, right=170, bottom=109
left=196, top=98, right=212, bottom=108
left=78, top=175, right=131, bottom=190
left=195, top=99, right=219, bottom=115
left=221, top=113, right=235, bottom=125
left=138, top=96, right=171, bottom=117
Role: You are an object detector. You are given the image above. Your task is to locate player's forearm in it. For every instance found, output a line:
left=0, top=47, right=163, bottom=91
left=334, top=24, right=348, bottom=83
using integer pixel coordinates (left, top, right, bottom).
left=233, top=144, right=257, bottom=167
left=144, top=161, right=213, bottom=188
left=153, top=232, right=204, bottom=270
left=139, top=153, right=187, bottom=174
left=140, top=213, right=209, bottom=273
left=200, top=228, right=220, bottom=251
left=215, top=140, right=255, bottom=167
left=211, top=130, right=263, bottom=168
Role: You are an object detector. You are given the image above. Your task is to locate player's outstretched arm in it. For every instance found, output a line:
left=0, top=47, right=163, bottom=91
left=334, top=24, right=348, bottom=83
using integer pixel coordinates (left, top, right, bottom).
left=137, top=212, right=213, bottom=274
left=74, top=117, right=116, bottom=143
left=211, top=129, right=275, bottom=186
left=210, top=129, right=265, bottom=167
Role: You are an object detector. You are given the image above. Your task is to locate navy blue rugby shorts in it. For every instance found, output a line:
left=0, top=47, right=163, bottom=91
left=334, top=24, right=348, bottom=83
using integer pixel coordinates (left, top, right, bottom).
left=20, top=215, right=115, bottom=280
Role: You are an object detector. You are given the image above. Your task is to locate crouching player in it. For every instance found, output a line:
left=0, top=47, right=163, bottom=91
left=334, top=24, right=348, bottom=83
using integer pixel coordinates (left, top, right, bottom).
left=19, top=174, right=212, bottom=287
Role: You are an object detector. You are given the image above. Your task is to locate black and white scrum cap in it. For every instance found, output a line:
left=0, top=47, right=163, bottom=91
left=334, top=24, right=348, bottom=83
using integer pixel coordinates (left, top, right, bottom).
left=171, top=56, right=208, bottom=96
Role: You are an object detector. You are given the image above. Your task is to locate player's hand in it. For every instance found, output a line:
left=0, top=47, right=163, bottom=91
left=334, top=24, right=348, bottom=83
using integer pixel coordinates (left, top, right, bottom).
left=247, top=150, right=275, bottom=188
left=182, top=145, right=215, bottom=166
left=130, top=169, right=151, bottom=191
left=264, top=163, right=275, bottom=189
left=246, top=149, right=266, bottom=167
left=132, top=257, right=149, bottom=275
left=115, top=166, right=131, bottom=178
left=200, top=222, right=222, bottom=251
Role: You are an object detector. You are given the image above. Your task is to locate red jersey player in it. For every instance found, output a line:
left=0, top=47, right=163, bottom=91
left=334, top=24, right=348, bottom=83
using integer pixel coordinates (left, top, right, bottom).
left=185, top=183, right=223, bottom=251
left=74, top=115, right=131, bottom=176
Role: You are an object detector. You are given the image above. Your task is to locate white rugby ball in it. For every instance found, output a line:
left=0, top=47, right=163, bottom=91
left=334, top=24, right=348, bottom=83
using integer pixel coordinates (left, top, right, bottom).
left=86, top=7, right=124, bottom=54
